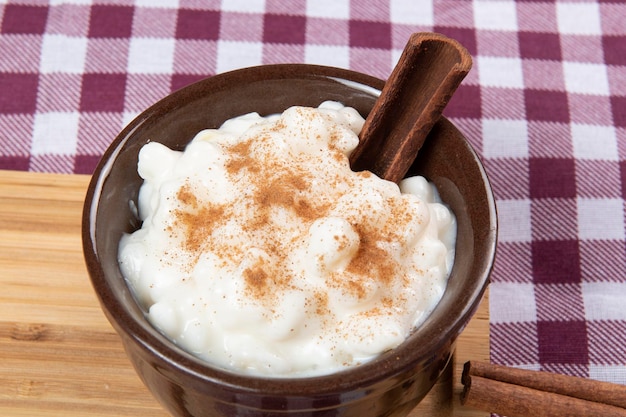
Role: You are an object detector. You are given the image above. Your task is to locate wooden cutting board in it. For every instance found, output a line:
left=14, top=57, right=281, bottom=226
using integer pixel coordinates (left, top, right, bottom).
left=0, top=169, right=488, bottom=417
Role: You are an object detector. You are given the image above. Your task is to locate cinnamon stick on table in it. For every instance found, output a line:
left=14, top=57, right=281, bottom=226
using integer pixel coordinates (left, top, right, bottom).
left=461, top=361, right=626, bottom=417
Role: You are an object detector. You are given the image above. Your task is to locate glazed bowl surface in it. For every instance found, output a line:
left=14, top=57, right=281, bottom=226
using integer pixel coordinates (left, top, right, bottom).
left=82, top=64, right=497, bottom=417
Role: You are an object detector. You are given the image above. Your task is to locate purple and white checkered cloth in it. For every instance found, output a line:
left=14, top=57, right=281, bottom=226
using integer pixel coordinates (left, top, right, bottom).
left=1, top=0, right=625, bottom=386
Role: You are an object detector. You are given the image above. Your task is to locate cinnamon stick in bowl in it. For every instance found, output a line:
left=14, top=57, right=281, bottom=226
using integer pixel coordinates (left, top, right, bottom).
left=461, top=361, right=626, bottom=417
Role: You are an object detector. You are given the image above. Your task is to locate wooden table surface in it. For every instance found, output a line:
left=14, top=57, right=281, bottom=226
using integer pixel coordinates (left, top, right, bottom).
left=0, top=169, right=488, bottom=416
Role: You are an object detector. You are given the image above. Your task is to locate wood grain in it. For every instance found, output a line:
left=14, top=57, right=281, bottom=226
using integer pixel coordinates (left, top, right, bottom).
left=0, top=169, right=488, bottom=417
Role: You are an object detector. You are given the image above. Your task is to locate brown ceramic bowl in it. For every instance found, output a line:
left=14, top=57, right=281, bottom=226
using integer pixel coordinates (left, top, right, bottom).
left=82, top=64, right=497, bottom=417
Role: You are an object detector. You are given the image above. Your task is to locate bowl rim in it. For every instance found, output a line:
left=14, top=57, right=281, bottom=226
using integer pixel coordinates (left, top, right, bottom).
left=82, top=63, right=497, bottom=397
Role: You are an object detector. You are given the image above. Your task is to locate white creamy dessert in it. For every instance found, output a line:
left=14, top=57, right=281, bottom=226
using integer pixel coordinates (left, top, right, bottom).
left=118, top=101, right=456, bottom=377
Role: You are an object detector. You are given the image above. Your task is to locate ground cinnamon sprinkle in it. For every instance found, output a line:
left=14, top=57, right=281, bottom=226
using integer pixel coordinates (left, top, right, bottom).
left=224, top=138, right=331, bottom=300
left=346, top=279, right=368, bottom=299
left=174, top=203, right=226, bottom=254
left=173, top=129, right=404, bottom=313
left=293, top=199, right=319, bottom=221
left=172, top=109, right=414, bottom=313
left=225, top=139, right=261, bottom=174
left=171, top=182, right=227, bottom=257
left=226, top=126, right=400, bottom=305
left=255, top=178, right=298, bottom=208
left=313, top=291, right=330, bottom=316
left=346, top=224, right=396, bottom=286
left=243, top=260, right=270, bottom=299
left=121, top=104, right=456, bottom=376
left=176, top=183, right=199, bottom=209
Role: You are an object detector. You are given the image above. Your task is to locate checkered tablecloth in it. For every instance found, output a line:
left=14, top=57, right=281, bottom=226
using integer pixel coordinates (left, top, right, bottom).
left=1, top=0, right=625, bottom=387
